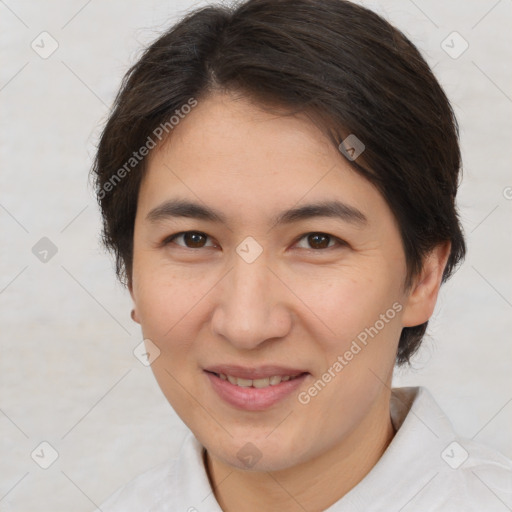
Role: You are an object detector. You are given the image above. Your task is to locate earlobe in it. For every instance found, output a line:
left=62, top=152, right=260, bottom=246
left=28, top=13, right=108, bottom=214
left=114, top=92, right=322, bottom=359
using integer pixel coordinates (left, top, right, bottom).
left=128, top=278, right=141, bottom=324
left=401, top=241, right=451, bottom=328
left=131, top=308, right=141, bottom=324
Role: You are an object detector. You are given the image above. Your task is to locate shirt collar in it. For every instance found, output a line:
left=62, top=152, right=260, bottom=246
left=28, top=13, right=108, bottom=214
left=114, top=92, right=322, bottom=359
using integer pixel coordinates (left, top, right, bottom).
left=326, top=386, right=457, bottom=511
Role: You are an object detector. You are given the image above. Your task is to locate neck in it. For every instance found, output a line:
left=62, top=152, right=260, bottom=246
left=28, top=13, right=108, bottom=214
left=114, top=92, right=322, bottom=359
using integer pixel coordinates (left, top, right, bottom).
left=204, top=388, right=396, bottom=512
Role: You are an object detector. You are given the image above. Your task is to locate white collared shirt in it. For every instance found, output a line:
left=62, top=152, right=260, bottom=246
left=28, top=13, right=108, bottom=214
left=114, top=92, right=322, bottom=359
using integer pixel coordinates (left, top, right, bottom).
left=96, top=386, right=512, bottom=511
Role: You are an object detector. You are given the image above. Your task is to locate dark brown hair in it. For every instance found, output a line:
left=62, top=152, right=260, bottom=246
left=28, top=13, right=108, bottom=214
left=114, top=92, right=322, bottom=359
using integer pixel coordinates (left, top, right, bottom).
left=90, top=0, right=466, bottom=366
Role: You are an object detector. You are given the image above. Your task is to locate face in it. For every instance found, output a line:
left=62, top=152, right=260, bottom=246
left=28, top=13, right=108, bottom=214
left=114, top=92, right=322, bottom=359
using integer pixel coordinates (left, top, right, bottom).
left=129, top=91, right=414, bottom=472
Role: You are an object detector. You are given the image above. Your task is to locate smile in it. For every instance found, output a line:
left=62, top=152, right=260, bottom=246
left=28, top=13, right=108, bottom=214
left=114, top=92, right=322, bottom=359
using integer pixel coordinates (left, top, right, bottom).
left=204, top=369, right=309, bottom=411
left=212, top=372, right=303, bottom=388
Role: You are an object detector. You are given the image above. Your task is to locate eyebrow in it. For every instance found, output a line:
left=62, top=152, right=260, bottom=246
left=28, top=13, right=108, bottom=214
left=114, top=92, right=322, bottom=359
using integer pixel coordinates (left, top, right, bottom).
left=145, top=198, right=368, bottom=227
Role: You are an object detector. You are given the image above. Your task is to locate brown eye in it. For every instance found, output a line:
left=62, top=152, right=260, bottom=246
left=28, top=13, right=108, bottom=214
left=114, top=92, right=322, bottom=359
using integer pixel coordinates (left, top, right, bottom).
left=184, top=232, right=207, bottom=248
left=295, top=232, right=344, bottom=250
left=164, top=231, right=213, bottom=249
left=307, top=233, right=331, bottom=249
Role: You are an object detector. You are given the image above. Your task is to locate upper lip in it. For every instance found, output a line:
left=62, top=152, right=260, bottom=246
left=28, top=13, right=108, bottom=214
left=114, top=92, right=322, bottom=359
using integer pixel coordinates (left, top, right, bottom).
left=204, top=364, right=308, bottom=380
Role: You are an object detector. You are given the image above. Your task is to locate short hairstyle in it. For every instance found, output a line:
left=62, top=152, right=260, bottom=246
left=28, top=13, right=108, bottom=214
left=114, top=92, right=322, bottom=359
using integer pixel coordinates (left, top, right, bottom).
left=90, top=0, right=466, bottom=366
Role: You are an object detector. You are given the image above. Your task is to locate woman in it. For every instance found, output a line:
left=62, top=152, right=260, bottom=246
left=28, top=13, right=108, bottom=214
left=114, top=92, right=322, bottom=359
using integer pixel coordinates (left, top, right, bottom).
left=91, top=0, right=512, bottom=510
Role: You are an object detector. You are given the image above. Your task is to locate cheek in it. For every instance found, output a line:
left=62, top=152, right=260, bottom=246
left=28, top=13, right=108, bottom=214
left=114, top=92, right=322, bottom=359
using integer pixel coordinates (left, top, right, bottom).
left=133, top=268, right=207, bottom=422
left=298, top=278, right=401, bottom=429
left=132, top=264, right=221, bottom=399
left=292, top=267, right=396, bottom=341
left=294, top=267, right=403, bottom=396
left=133, top=262, right=210, bottom=337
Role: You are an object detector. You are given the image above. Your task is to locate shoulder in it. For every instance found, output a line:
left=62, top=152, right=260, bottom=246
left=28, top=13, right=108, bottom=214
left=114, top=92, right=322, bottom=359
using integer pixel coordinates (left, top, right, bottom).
left=446, top=437, right=512, bottom=500
left=94, top=431, right=212, bottom=512
left=95, top=457, right=179, bottom=512
left=350, top=386, right=512, bottom=511
left=410, top=438, right=512, bottom=511
left=392, top=386, right=512, bottom=511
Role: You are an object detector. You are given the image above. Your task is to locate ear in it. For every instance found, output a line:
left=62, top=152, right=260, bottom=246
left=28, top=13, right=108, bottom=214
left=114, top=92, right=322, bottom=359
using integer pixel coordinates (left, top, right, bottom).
left=401, top=241, right=451, bottom=328
left=128, top=277, right=141, bottom=324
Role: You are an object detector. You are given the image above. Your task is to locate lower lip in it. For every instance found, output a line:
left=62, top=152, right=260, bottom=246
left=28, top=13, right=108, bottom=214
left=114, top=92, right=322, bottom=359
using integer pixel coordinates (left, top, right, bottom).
left=205, top=371, right=309, bottom=411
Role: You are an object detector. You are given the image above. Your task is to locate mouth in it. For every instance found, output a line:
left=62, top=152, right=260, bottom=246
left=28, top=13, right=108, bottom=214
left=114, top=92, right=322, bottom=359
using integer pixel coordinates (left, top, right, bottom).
left=204, top=365, right=310, bottom=411
left=207, top=371, right=305, bottom=388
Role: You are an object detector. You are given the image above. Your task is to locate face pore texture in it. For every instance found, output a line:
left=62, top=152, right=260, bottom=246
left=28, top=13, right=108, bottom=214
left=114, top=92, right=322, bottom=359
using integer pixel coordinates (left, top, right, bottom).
left=128, top=90, right=443, bottom=485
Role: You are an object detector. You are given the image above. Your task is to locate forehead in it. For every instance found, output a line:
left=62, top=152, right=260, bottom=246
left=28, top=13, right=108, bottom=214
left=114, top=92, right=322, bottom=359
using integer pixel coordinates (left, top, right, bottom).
left=156, top=92, right=337, bottom=172
left=138, top=92, right=390, bottom=227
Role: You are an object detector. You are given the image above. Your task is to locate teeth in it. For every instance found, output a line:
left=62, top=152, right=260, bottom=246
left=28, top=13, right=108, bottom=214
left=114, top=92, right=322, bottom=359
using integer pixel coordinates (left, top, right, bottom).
left=216, top=373, right=300, bottom=388
left=253, top=378, right=270, bottom=388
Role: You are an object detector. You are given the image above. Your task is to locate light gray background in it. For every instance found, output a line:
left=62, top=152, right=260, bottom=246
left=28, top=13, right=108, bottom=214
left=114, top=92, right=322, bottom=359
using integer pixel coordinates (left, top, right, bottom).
left=1, top=0, right=511, bottom=510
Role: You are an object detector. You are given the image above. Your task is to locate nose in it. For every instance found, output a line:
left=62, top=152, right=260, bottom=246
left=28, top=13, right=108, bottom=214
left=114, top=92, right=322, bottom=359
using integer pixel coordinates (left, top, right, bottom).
left=210, top=250, right=292, bottom=351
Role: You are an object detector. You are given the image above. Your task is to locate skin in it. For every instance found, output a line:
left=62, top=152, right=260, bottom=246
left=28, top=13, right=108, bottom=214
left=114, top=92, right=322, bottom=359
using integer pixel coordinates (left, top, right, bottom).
left=128, top=90, right=450, bottom=512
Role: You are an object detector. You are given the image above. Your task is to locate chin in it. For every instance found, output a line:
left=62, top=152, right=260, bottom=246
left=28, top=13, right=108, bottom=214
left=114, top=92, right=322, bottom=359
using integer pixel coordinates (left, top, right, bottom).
left=222, top=449, right=300, bottom=473
left=205, top=431, right=309, bottom=473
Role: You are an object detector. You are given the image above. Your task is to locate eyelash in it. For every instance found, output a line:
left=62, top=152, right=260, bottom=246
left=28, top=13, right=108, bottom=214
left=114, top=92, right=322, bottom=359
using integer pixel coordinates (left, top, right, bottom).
left=161, top=231, right=347, bottom=252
